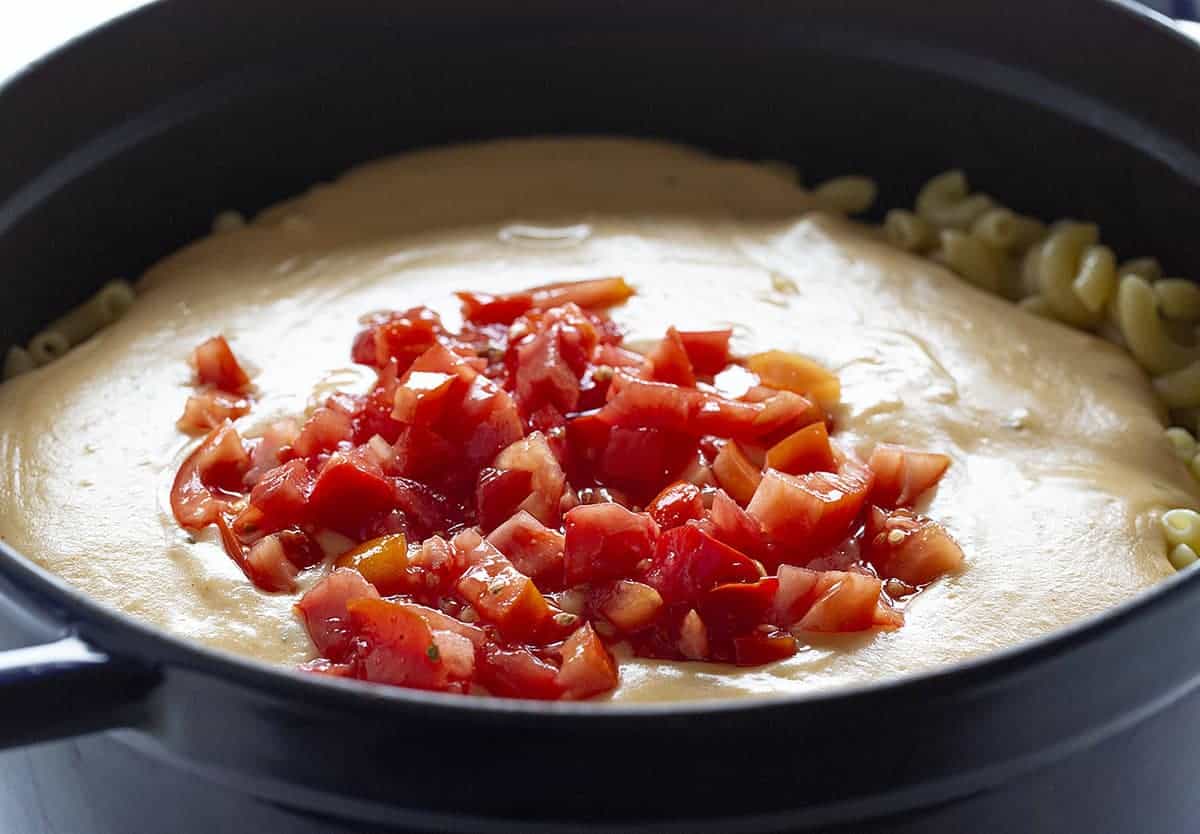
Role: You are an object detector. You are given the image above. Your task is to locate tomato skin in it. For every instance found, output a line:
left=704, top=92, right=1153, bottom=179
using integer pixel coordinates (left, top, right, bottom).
left=477, top=646, right=563, bottom=700
left=563, top=503, right=659, bottom=586
left=708, top=489, right=770, bottom=559
left=643, top=326, right=696, bottom=387
left=366, top=307, right=444, bottom=371
left=346, top=597, right=450, bottom=691
left=646, top=481, right=704, bottom=530
left=642, top=522, right=761, bottom=607
left=192, top=335, right=251, bottom=393
left=602, top=372, right=765, bottom=439
left=765, top=422, right=836, bottom=475
left=676, top=329, right=732, bottom=375
left=459, top=277, right=633, bottom=326
left=556, top=623, right=619, bottom=700
left=746, top=467, right=873, bottom=556
left=241, top=458, right=311, bottom=536
left=171, top=421, right=251, bottom=529
left=493, top=432, right=568, bottom=526
left=794, top=570, right=898, bottom=633
left=293, top=407, right=354, bottom=459
left=867, top=444, right=951, bottom=508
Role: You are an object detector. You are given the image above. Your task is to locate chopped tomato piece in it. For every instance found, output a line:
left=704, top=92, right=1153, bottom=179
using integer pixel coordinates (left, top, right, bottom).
left=334, top=533, right=410, bottom=595
left=708, top=489, right=771, bottom=558
left=864, top=507, right=964, bottom=586
left=493, top=432, right=568, bottom=526
left=746, top=467, right=872, bottom=555
left=794, top=571, right=896, bottom=633
left=598, top=426, right=697, bottom=498
left=765, top=422, right=836, bottom=475
left=602, top=372, right=764, bottom=438
left=589, top=580, right=664, bottom=633
left=361, top=307, right=443, bottom=371
left=642, top=522, right=761, bottom=606
left=646, top=481, right=704, bottom=530
left=478, top=646, right=563, bottom=700
left=556, top=623, right=618, bottom=700
left=677, top=329, right=732, bottom=375
left=459, top=277, right=633, bottom=325
left=244, top=419, right=299, bottom=486
left=171, top=421, right=251, bottom=529
left=308, top=448, right=397, bottom=534
left=475, top=467, right=535, bottom=532
left=643, top=327, right=696, bottom=387
left=745, top=350, right=840, bottom=411
left=697, top=578, right=779, bottom=638
left=772, top=564, right=821, bottom=626
left=390, top=424, right=455, bottom=482
left=391, top=369, right=463, bottom=426
left=752, top=391, right=825, bottom=442
left=192, top=335, right=251, bottom=393
left=454, top=533, right=553, bottom=640
left=293, top=407, right=354, bottom=458
left=243, top=533, right=302, bottom=592
left=177, top=390, right=250, bottom=434
left=867, top=444, right=951, bottom=508
left=563, top=503, right=659, bottom=586
left=733, top=630, right=797, bottom=665
left=239, top=458, right=311, bottom=537
left=295, top=568, right=382, bottom=661
left=486, top=510, right=566, bottom=583
left=346, top=597, right=450, bottom=690
left=712, top=441, right=762, bottom=505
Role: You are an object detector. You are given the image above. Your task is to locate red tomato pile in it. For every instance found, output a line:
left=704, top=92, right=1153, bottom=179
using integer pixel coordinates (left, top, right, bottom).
left=170, top=277, right=963, bottom=700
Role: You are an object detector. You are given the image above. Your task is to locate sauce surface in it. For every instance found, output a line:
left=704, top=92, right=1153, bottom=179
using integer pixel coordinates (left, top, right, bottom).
left=0, top=137, right=1190, bottom=701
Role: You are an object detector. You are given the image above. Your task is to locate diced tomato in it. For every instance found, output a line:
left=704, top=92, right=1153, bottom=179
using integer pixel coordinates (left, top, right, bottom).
left=475, top=467, right=535, bottom=532
left=391, top=477, right=457, bottom=541
left=563, top=503, right=659, bottom=586
left=772, top=564, right=821, bottom=626
left=593, top=343, right=646, bottom=369
left=243, top=533, right=302, bottom=592
left=708, top=489, right=770, bottom=558
left=238, top=458, right=311, bottom=537
left=334, top=533, right=410, bottom=595
left=598, top=426, right=697, bottom=496
left=752, top=391, right=824, bottom=442
left=244, top=419, right=299, bottom=486
left=364, top=307, right=444, bottom=371
left=390, top=424, right=455, bottom=482
left=642, top=522, right=761, bottom=606
left=867, top=444, right=951, bottom=508
left=493, top=432, right=568, bottom=526
left=308, top=448, right=397, bottom=534
left=794, top=571, right=896, bottom=633
left=745, top=350, right=840, bottom=411
left=459, top=277, right=633, bottom=325
left=395, top=601, right=488, bottom=649
left=391, top=369, right=463, bottom=426
left=478, top=646, right=563, bottom=700
left=296, top=568, right=382, bottom=660
left=765, top=422, right=836, bottom=475
left=646, top=481, right=704, bottom=529
left=746, top=467, right=872, bottom=555
left=556, top=623, right=619, bottom=700
left=589, top=580, right=663, bottom=633
left=733, top=630, right=797, bottom=665
left=643, top=327, right=697, bottom=387
left=697, top=578, right=779, bottom=638
left=454, top=534, right=553, bottom=640
left=192, top=335, right=251, bottom=393
left=712, top=442, right=762, bottom=505
left=677, top=329, right=732, bottom=376
left=171, top=421, right=251, bottom=529
left=486, top=510, right=566, bottom=583
left=293, top=407, right=354, bottom=458
left=177, top=390, right=250, bottom=434
left=345, top=597, right=450, bottom=690
left=602, top=372, right=771, bottom=439
left=864, top=507, right=964, bottom=586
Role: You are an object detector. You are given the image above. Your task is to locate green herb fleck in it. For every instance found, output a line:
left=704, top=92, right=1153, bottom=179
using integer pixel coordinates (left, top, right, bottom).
left=426, top=643, right=441, bottom=662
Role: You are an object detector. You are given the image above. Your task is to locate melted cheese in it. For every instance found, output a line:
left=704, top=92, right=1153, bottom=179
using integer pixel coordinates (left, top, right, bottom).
left=0, top=138, right=1191, bottom=702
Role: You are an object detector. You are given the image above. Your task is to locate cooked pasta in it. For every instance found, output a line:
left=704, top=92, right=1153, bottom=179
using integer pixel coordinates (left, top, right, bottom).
left=1114, top=275, right=1198, bottom=375
left=26, top=279, right=136, bottom=367
left=932, top=229, right=1007, bottom=293
left=1118, top=257, right=1163, bottom=281
left=811, top=175, right=877, bottom=215
left=1023, top=222, right=1106, bottom=328
left=1166, top=427, right=1198, bottom=462
left=1155, top=279, right=1200, bottom=322
left=915, top=170, right=995, bottom=230
left=2, top=346, right=34, bottom=380
left=970, top=207, right=1046, bottom=252
left=1154, top=359, right=1200, bottom=409
left=883, top=209, right=935, bottom=253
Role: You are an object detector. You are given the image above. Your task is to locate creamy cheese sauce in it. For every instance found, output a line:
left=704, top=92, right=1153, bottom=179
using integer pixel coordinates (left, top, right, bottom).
left=0, top=138, right=1192, bottom=702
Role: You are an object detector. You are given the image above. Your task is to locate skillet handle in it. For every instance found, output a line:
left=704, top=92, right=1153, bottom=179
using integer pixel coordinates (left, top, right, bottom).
left=0, top=634, right=159, bottom=750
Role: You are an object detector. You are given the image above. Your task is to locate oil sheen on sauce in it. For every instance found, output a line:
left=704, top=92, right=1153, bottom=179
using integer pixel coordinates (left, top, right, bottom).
left=0, top=138, right=1190, bottom=702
